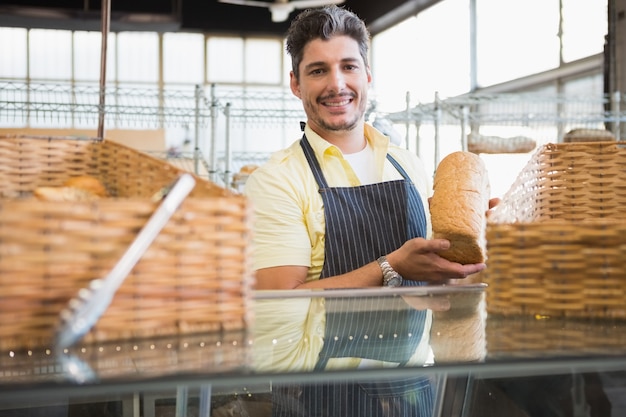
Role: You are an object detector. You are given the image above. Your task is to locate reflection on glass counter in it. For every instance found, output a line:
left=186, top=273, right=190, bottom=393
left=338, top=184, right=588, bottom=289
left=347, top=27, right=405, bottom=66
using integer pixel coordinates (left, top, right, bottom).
left=252, top=285, right=486, bottom=375
left=1, top=284, right=626, bottom=416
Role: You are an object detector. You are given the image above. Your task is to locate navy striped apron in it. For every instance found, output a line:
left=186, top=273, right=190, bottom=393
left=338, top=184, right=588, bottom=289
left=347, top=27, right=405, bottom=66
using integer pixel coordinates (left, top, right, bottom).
left=272, top=136, right=434, bottom=417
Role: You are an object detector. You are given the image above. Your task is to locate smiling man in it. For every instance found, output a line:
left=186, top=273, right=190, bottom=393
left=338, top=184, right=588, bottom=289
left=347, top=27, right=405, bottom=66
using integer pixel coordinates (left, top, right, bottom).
left=246, top=5, right=484, bottom=293
left=244, top=5, right=486, bottom=417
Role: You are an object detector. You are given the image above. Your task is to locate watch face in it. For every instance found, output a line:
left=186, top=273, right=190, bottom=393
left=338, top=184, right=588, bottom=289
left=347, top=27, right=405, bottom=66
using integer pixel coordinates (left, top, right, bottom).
left=385, top=275, right=402, bottom=287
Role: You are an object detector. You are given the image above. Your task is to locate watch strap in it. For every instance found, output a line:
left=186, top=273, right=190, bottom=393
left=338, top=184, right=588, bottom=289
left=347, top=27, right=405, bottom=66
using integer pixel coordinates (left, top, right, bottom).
left=376, top=255, right=403, bottom=287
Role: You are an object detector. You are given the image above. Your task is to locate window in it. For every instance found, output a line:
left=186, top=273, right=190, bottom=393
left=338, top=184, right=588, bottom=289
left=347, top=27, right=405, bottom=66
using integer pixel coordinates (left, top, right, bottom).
left=244, top=38, right=282, bottom=84
left=207, top=36, right=244, bottom=83
left=163, top=32, right=204, bottom=84
left=74, top=31, right=116, bottom=82
left=29, top=29, right=72, bottom=80
left=372, top=0, right=470, bottom=109
left=207, top=37, right=283, bottom=84
left=476, top=0, right=560, bottom=87
left=0, top=28, right=27, bottom=78
left=117, top=32, right=158, bottom=83
left=561, top=0, right=607, bottom=63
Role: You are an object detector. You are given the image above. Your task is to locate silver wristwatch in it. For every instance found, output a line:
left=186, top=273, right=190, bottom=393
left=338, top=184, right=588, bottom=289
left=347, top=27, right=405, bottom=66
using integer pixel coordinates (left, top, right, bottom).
left=376, top=256, right=403, bottom=287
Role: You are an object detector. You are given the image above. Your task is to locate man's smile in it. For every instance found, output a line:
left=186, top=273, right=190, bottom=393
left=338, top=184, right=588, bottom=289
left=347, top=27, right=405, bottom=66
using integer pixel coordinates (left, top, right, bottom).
left=319, top=94, right=355, bottom=108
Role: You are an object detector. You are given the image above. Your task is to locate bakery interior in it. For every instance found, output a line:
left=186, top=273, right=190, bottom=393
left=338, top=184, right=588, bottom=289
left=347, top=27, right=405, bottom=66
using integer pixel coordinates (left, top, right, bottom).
left=1, top=0, right=626, bottom=416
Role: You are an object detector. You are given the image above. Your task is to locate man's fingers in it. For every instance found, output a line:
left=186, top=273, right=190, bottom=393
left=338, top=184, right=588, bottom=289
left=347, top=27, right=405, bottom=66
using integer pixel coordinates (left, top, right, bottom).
left=416, top=238, right=450, bottom=253
left=457, top=263, right=486, bottom=278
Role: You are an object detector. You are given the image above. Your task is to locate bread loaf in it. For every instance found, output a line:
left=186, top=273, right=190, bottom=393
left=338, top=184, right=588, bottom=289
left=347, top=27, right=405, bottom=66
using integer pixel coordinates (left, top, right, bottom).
left=430, top=151, right=490, bottom=264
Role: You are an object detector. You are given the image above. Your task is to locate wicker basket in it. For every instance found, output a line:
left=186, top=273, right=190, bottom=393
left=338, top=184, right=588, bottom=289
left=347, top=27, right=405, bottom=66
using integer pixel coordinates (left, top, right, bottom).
left=483, top=141, right=626, bottom=319
left=0, top=135, right=254, bottom=351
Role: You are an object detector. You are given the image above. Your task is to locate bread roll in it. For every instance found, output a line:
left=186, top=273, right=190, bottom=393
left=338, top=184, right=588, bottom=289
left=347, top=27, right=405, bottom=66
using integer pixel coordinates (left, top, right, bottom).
left=430, top=151, right=490, bottom=264
left=238, top=164, right=259, bottom=176
left=232, top=164, right=259, bottom=190
left=34, top=175, right=109, bottom=202
left=64, top=175, right=109, bottom=197
left=33, top=186, right=100, bottom=202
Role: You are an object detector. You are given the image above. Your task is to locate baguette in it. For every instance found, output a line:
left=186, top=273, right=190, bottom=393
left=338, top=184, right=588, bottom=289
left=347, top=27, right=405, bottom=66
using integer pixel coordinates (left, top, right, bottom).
left=467, top=133, right=536, bottom=154
left=563, top=128, right=616, bottom=143
left=430, top=151, right=490, bottom=264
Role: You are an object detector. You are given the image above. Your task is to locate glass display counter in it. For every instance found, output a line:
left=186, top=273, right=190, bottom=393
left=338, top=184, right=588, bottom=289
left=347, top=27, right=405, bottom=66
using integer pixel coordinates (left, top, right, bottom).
left=0, top=284, right=624, bottom=417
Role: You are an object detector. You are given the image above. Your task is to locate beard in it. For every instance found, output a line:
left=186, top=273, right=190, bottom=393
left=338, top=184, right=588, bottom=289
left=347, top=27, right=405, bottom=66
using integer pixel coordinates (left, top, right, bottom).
left=304, top=92, right=367, bottom=133
left=315, top=113, right=360, bottom=132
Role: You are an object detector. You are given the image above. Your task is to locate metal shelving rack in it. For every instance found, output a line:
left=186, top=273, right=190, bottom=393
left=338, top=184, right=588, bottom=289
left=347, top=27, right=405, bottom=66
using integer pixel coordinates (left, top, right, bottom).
left=384, top=91, right=626, bottom=167
left=0, top=80, right=306, bottom=190
left=0, top=81, right=205, bottom=128
left=5, top=79, right=624, bottom=189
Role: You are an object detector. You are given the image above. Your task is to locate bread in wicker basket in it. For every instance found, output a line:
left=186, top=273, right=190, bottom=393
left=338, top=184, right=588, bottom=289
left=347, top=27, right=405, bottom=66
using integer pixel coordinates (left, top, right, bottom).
left=0, top=135, right=255, bottom=351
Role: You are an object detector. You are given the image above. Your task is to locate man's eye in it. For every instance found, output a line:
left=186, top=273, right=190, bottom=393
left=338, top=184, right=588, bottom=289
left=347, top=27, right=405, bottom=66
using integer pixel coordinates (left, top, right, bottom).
left=310, top=68, right=324, bottom=75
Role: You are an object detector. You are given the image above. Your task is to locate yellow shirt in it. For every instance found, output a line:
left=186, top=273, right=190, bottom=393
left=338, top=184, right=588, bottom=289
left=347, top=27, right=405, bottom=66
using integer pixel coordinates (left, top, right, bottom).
left=245, top=123, right=433, bottom=281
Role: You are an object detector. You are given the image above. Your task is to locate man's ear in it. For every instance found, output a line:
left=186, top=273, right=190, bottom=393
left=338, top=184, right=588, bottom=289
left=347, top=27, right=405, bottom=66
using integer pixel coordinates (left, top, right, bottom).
left=290, top=71, right=301, bottom=98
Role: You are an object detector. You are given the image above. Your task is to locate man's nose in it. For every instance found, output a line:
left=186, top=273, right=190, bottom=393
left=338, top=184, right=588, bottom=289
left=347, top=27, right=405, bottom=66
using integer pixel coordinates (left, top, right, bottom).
left=328, top=69, right=347, bottom=91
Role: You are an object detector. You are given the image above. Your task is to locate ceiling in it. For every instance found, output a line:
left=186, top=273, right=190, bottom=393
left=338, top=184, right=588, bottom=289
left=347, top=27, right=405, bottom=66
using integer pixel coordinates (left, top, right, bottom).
left=0, top=0, right=441, bottom=37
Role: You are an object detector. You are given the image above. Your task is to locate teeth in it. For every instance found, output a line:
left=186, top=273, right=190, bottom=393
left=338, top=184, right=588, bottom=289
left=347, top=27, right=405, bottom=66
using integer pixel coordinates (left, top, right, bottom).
left=325, top=99, right=350, bottom=107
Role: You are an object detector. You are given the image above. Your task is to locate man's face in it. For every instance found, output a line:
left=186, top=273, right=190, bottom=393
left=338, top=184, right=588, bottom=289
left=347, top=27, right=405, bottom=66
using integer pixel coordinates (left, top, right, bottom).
left=290, top=35, right=371, bottom=135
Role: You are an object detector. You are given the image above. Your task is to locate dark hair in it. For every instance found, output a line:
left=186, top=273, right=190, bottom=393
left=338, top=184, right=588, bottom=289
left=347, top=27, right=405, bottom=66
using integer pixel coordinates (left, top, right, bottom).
left=285, top=5, right=371, bottom=80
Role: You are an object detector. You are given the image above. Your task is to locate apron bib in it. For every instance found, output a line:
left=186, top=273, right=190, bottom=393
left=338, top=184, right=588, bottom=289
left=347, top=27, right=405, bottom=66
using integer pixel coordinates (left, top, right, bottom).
left=301, top=135, right=428, bottom=369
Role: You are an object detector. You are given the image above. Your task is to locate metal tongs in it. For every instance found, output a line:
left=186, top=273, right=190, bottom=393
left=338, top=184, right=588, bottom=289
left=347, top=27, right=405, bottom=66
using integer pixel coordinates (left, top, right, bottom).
left=54, top=173, right=196, bottom=351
